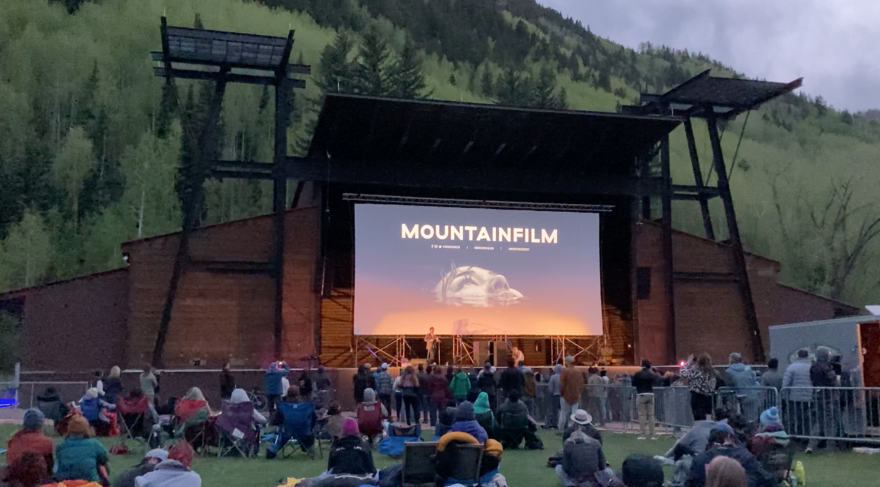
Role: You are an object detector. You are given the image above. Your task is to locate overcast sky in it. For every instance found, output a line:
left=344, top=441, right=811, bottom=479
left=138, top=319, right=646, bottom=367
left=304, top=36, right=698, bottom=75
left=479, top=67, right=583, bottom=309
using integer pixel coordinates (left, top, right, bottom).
left=538, top=1, right=880, bottom=112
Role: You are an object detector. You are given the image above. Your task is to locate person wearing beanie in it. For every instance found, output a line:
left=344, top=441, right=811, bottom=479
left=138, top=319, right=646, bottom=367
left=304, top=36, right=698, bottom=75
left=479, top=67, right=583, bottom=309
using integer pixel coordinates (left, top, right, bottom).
left=6, top=409, right=53, bottom=478
left=474, top=392, right=498, bottom=439
left=558, top=355, right=584, bottom=431
left=759, top=407, right=781, bottom=430
left=433, top=406, right=458, bottom=441
left=807, top=346, right=839, bottom=453
left=79, top=386, right=116, bottom=432
left=622, top=454, right=664, bottom=487
left=449, top=401, right=488, bottom=442
left=111, top=448, right=169, bottom=487
left=357, top=388, right=388, bottom=445
left=748, top=407, right=790, bottom=473
left=135, top=441, right=201, bottom=487
left=55, top=415, right=110, bottom=483
left=327, top=418, right=376, bottom=477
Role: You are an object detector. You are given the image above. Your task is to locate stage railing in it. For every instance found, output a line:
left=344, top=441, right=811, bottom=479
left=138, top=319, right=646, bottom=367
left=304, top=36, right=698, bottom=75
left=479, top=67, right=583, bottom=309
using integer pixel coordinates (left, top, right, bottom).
left=2, top=381, right=91, bottom=409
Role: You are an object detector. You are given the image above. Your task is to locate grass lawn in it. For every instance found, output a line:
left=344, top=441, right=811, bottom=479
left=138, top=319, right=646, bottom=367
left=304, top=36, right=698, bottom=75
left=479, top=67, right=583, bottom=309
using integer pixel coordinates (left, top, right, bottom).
left=1, top=424, right=876, bottom=486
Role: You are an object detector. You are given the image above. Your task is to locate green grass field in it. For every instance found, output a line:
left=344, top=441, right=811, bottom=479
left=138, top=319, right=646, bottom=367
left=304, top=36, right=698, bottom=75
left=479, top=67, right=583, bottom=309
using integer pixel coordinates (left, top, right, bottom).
left=0, top=424, right=875, bottom=486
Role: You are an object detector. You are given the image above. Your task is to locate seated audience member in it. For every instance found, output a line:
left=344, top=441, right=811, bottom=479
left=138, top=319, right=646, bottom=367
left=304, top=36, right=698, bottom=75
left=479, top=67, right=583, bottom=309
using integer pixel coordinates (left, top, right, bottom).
left=111, top=449, right=168, bottom=487
left=478, top=439, right=509, bottom=487
left=174, top=387, right=211, bottom=443
left=6, top=410, right=53, bottom=478
left=216, top=388, right=266, bottom=456
left=665, top=409, right=731, bottom=461
left=324, top=401, right=345, bottom=442
left=563, top=409, right=602, bottom=445
left=449, top=401, right=488, bottom=443
left=496, top=390, right=530, bottom=449
left=118, top=388, right=159, bottom=441
left=135, top=441, right=201, bottom=487
left=747, top=407, right=791, bottom=483
left=474, top=392, right=497, bottom=439
left=36, top=386, right=69, bottom=426
left=706, top=456, right=748, bottom=487
left=432, top=406, right=457, bottom=441
left=267, top=385, right=317, bottom=459
left=327, top=418, right=377, bottom=476
left=54, top=415, right=110, bottom=484
left=2, top=452, right=48, bottom=487
left=435, top=431, right=482, bottom=486
left=357, top=388, right=388, bottom=445
left=556, top=429, right=607, bottom=487
left=687, top=427, right=775, bottom=487
left=621, top=454, right=665, bottom=487
left=80, top=387, right=116, bottom=431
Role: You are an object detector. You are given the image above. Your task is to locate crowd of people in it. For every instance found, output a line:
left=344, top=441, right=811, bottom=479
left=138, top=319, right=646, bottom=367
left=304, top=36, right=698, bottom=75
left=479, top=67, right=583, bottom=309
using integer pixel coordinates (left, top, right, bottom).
left=1, top=346, right=850, bottom=487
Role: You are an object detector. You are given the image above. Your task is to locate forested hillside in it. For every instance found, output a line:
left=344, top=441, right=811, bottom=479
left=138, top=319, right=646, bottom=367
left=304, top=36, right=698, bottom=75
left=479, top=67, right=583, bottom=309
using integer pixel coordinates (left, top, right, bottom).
left=1, top=0, right=879, bottom=308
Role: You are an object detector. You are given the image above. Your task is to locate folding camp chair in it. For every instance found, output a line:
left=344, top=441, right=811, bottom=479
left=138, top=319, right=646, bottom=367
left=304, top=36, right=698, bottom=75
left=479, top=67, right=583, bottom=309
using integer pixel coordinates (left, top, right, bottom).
left=173, top=399, right=211, bottom=454
left=272, top=401, right=320, bottom=459
left=439, top=443, right=483, bottom=487
left=401, top=441, right=438, bottom=487
left=117, top=394, right=151, bottom=449
left=216, top=400, right=260, bottom=459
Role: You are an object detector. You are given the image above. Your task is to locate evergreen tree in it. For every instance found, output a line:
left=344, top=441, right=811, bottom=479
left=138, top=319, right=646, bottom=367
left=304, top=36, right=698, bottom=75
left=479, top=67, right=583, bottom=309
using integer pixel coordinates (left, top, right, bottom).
left=353, top=24, right=393, bottom=96
left=495, top=65, right=530, bottom=107
left=316, top=32, right=355, bottom=94
left=389, top=39, right=428, bottom=99
left=156, top=82, right=177, bottom=139
left=531, top=66, right=566, bottom=109
left=481, top=68, right=495, bottom=98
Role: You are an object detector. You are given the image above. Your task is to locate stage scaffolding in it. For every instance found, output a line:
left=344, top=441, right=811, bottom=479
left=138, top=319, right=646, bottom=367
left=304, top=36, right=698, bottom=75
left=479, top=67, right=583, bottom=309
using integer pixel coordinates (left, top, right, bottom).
left=353, top=334, right=612, bottom=367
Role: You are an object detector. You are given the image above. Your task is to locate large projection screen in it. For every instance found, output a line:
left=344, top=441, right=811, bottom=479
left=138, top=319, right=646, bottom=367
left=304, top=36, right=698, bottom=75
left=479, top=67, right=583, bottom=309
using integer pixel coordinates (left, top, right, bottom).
left=353, top=204, right=603, bottom=336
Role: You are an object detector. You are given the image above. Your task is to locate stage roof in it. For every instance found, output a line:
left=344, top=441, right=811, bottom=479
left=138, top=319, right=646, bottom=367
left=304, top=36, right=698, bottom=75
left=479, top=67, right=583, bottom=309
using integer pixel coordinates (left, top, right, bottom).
left=305, top=94, right=682, bottom=176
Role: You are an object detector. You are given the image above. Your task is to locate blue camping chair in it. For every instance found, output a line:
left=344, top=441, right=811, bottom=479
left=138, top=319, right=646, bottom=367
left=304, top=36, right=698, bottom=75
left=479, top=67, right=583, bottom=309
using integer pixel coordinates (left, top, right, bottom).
left=268, top=401, right=319, bottom=459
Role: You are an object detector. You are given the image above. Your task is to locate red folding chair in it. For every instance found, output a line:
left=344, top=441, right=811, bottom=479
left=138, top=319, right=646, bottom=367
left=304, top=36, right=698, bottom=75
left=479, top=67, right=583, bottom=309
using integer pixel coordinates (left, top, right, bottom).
left=117, top=394, right=151, bottom=448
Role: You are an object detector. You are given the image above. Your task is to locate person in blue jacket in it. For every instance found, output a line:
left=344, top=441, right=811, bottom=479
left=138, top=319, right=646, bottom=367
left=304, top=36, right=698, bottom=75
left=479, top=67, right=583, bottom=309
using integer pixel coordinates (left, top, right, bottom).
left=264, top=360, right=290, bottom=414
left=449, top=401, right=488, bottom=443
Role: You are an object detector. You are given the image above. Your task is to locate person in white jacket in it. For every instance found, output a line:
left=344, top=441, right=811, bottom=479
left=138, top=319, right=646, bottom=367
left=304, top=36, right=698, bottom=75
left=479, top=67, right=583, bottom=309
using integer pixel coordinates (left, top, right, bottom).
left=782, top=349, right=813, bottom=436
left=135, top=442, right=201, bottom=487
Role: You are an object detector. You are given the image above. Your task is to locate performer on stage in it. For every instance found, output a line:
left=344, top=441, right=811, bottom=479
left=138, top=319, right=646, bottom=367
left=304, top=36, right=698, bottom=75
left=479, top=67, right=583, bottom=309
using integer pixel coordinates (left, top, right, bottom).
left=425, top=327, right=440, bottom=362
left=511, top=346, right=525, bottom=366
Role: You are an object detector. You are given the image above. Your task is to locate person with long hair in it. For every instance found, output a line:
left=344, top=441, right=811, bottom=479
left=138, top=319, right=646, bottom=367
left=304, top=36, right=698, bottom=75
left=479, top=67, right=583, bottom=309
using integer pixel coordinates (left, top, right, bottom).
left=706, top=456, right=747, bottom=487
left=400, top=365, right=421, bottom=425
left=55, top=416, right=110, bottom=483
left=104, top=366, right=124, bottom=405
left=680, top=354, right=717, bottom=421
left=2, top=452, right=48, bottom=487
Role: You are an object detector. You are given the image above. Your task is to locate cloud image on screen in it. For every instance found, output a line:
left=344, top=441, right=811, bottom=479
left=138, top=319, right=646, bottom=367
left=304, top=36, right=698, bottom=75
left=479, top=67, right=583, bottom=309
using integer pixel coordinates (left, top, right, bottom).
left=433, top=262, right=523, bottom=307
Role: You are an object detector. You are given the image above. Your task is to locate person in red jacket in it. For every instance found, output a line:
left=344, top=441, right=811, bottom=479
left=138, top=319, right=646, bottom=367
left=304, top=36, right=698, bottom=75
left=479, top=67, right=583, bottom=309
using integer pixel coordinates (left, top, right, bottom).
left=6, top=410, right=53, bottom=479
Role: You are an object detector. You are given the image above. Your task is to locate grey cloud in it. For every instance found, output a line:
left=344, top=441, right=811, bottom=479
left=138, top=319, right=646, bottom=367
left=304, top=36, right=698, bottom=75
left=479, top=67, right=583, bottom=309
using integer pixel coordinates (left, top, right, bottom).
left=539, top=0, right=880, bottom=111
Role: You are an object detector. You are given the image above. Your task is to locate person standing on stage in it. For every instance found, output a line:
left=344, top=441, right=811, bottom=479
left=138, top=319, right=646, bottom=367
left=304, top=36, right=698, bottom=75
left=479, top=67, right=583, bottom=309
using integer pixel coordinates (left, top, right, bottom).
left=425, top=327, right=439, bottom=362
left=512, top=346, right=525, bottom=366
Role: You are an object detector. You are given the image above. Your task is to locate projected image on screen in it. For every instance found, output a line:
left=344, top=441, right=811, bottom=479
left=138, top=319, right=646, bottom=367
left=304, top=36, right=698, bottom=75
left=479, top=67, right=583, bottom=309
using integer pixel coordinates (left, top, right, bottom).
left=354, top=204, right=603, bottom=336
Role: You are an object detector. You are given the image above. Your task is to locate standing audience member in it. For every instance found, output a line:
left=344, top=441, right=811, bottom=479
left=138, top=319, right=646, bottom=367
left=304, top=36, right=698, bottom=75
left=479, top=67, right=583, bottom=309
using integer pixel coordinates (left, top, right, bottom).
left=356, top=388, right=387, bottom=445
left=726, top=354, right=758, bottom=390
left=558, top=356, right=584, bottom=431
left=632, top=360, right=661, bottom=440
left=706, top=456, right=748, bottom=487
left=467, top=366, right=481, bottom=402
left=314, top=365, right=332, bottom=391
left=393, top=373, right=405, bottom=422
left=499, top=358, right=524, bottom=402
left=374, top=363, right=394, bottom=414
left=478, top=363, right=498, bottom=411
left=400, top=365, right=422, bottom=426
left=782, top=349, right=812, bottom=436
left=547, top=364, right=563, bottom=429
left=555, top=429, right=606, bottom=487
left=327, top=418, right=376, bottom=476
left=621, top=454, right=665, bottom=487
left=298, top=371, right=314, bottom=400
left=428, top=367, right=450, bottom=426
left=55, top=415, right=110, bottom=484
left=807, top=346, right=838, bottom=453
left=680, top=354, right=717, bottom=421
left=2, top=452, right=48, bottom=487
left=523, top=367, right=537, bottom=417
left=450, top=367, right=471, bottom=405
left=353, top=365, right=374, bottom=405
left=219, top=363, right=235, bottom=400
left=264, top=360, right=290, bottom=414
left=586, top=367, right=606, bottom=427
left=6, top=410, right=53, bottom=478
left=104, top=366, right=124, bottom=405
left=140, top=367, right=159, bottom=405
left=417, top=364, right=431, bottom=423
left=135, top=441, right=201, bottom=487
left=759, top=359, right=782, bottom=391
left=111, top=449, right=168, bottom=487
left=449, top=401, right=489, bottom=443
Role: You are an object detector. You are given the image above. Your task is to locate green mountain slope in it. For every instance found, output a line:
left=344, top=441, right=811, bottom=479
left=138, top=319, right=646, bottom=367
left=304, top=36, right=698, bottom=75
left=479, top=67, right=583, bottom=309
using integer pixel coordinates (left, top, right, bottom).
left=0, top=0, right=878, bottom=307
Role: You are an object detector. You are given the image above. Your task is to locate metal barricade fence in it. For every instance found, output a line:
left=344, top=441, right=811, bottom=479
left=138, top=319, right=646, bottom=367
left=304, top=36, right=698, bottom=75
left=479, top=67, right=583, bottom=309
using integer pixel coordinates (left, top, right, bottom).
left=653, top=386, right=694, bottom=432
left=781, top=387, right=880, bottom=445
left=714, top=386, right=779, bottom=423
left=15, top=381, right=90, bottom=409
